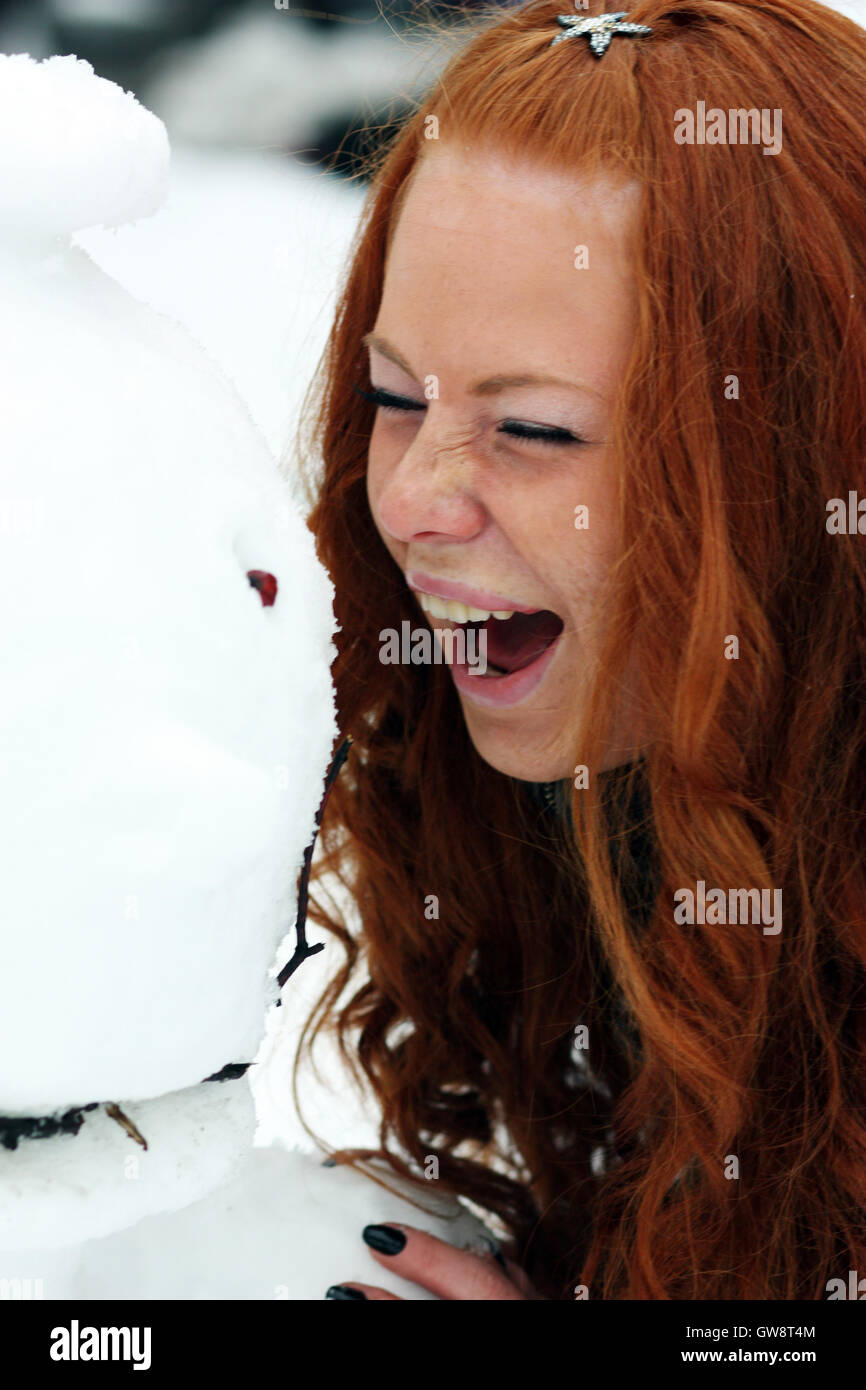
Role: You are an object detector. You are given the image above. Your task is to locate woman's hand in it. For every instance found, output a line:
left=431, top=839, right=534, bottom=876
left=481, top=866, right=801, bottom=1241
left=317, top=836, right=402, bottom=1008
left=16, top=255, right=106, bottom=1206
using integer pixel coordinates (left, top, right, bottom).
left=325, top=1223, right=540, bottom=1300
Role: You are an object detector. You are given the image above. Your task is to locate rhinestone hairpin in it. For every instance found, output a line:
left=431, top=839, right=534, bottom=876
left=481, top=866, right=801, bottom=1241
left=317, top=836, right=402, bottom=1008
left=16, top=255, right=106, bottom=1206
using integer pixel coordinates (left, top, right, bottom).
left=551, top=11, right=653, bottom=58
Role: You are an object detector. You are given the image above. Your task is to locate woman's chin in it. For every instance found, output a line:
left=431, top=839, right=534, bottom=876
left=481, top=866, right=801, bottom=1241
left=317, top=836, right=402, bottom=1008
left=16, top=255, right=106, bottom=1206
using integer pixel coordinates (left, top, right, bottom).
left=461, top=708, right=647, bottom=783
left=460, top=717, right=573, bottom=784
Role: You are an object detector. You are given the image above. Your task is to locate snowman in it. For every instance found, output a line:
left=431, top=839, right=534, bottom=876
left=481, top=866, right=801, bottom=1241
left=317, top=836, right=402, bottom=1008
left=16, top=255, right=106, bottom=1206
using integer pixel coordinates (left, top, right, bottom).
left=0, top=54, right=485, bottom=1300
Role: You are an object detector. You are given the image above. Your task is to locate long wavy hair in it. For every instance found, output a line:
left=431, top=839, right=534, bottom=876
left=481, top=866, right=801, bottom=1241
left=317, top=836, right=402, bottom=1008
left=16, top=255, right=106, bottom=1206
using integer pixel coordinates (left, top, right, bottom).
left=294, top=0, right=866, bottom=1299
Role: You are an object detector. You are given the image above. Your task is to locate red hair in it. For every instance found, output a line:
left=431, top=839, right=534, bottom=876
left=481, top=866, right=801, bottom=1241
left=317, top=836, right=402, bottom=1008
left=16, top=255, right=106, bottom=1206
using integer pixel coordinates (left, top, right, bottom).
left=296, top=0, right=866, bottom=1298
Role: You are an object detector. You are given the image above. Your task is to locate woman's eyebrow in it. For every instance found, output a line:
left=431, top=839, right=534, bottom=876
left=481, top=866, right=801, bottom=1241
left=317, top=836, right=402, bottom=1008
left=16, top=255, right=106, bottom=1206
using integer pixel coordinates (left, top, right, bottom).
left=361, top=332, right=602, bottom=400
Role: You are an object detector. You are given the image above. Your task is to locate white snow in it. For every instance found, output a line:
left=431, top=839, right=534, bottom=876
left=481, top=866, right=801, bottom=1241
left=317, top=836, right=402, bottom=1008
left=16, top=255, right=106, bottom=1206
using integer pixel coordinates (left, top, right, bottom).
left=0, top=53, right=168, bottom=236
left=0, top=56, right=339, bottom=1117
left=1, top=1144, right=487, bottom=1299
left=78, top=146, right=365, bottom=468
left=0, top=1079, right=256, bottom=1250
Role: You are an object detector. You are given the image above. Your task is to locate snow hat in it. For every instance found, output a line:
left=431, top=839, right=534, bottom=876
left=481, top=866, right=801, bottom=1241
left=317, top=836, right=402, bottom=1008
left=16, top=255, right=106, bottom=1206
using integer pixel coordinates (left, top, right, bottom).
left=0, top=55, right=338, bottom=1118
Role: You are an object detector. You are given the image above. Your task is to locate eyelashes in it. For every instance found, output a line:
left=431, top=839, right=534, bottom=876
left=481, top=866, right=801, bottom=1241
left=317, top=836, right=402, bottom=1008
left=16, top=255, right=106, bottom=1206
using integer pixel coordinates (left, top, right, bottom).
left=352, top=383, right=587, bottom=448
left=354, top=384, right=424, bottom=414
left=502, top=420, right=585, bottom=446
left=353, top=383, right=428, bottom=414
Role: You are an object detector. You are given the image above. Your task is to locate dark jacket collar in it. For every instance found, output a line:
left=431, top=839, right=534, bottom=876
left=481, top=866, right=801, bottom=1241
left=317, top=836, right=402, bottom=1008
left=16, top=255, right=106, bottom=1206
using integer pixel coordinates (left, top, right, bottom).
left=527, top=778, right=572, bottom=821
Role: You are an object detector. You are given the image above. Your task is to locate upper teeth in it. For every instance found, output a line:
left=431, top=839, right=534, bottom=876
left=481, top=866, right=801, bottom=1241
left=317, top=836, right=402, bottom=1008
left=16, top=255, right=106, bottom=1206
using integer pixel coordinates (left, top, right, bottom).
left=414, top=590, right=514, bottom=622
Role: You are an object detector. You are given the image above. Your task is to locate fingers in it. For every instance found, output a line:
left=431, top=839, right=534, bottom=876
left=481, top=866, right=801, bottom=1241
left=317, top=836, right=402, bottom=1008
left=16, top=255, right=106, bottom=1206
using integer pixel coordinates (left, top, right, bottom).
left=325, top=1283, right=400, bottom=1301
left=357, top=1223, right=528, bottom=1301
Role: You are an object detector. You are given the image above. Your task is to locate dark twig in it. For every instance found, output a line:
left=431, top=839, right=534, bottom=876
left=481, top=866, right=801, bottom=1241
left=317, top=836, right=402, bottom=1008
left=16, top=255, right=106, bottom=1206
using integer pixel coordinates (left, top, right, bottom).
left=276, top=733, right=353, bottom=989
left=104, top=1101, right=148, bottom=1150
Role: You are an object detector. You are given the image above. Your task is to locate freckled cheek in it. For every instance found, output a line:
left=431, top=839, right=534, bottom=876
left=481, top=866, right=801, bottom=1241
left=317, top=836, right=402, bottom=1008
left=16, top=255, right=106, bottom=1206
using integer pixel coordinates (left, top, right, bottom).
left=511, top=487, right=618, bottom=644
left=563, top=532, right=621, bottom=655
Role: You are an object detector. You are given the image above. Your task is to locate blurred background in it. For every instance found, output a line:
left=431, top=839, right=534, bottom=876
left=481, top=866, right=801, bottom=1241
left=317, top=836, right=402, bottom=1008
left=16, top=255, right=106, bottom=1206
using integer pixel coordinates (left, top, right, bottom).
left=0, top=0, right=501, bottom=175
left=0, top=0, right=862, bottom=178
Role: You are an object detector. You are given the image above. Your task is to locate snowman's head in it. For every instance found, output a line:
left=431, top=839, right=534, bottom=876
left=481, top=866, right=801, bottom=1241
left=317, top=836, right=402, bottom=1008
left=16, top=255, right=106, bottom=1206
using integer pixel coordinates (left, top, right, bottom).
left=0, top=58, right=337, bottom=1144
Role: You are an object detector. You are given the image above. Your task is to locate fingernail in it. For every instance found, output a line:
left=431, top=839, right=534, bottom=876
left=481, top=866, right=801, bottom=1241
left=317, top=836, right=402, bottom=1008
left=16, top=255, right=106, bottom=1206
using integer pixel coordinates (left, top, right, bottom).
left=362, top=1223, right=406, bottom=1255
left=321, top=1157, right=337, bottom=1167
left=325, top=1285, right=367, bottom=1300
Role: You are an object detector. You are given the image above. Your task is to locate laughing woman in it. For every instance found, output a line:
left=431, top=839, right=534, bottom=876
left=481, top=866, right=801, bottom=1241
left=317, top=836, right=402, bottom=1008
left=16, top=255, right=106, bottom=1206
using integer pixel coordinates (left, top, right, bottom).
left=297, top=0, right=866, bottom=1300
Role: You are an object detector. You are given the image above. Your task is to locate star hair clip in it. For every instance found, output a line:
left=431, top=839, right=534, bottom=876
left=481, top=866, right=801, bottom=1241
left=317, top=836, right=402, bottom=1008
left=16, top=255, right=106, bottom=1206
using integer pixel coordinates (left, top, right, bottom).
left=551, top=10, right=653, bottom=58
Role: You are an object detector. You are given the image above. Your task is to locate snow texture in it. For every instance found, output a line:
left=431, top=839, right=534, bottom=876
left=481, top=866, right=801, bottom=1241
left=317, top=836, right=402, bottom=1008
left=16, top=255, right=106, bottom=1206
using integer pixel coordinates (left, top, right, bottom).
left=0, top=53, right=169, bottom=237
left=0, top=1079, right=255, bottom=1250
left=2, top=1147, right=487, bottom=1300
left=0, top=54, right=338, bottom=1118
left=79, top=146, right=364, bottom=467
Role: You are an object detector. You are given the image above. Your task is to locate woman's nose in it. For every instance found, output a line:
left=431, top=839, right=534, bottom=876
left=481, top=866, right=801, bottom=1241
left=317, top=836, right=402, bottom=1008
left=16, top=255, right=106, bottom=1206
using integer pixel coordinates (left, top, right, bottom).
left=373, top=420, right=487, bottom=544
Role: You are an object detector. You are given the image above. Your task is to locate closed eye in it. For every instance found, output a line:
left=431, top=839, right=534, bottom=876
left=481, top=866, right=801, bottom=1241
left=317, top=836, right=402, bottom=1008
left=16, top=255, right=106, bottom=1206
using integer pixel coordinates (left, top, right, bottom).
left=499, top=420, right=586, bottom=446
left=354, top=383, right=425, bottom=413
left=354, top=383, right=587, bottom=447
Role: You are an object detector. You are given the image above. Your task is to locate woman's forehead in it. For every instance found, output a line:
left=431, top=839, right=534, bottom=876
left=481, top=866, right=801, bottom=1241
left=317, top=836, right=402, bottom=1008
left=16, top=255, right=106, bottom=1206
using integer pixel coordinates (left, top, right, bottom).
left=393, top=143, right=640, bottom=240
left=377, top=147, right=639, bottom=386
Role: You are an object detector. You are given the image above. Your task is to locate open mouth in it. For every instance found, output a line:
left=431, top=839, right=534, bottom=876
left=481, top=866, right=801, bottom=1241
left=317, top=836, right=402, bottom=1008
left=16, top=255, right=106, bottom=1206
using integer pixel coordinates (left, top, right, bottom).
left=413, top=588, right=564, bottom=679
left=463, top=608, right=564, bottom=677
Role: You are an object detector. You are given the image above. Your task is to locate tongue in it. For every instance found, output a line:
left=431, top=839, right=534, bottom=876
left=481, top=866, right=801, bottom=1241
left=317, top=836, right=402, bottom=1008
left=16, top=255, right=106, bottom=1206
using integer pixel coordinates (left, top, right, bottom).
left=482, top=610, right=563, bottom=674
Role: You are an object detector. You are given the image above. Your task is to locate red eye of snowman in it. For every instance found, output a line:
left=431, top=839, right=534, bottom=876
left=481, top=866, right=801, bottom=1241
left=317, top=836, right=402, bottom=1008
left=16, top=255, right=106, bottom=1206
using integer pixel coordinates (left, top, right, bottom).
left=246, top=570, right=278, bottom=607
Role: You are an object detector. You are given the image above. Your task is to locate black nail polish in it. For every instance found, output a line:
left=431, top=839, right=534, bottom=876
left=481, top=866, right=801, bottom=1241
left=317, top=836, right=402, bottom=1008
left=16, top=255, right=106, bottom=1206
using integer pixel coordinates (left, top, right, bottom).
left=321, top=1157, right=337, bottom=1167
left=325, top=1285, right=367, bottom=1300
left=362, top=1223, right=406, bottom=1255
